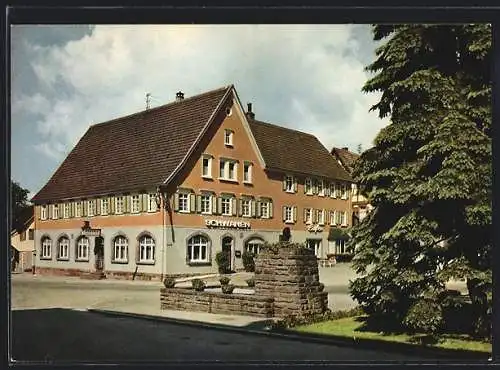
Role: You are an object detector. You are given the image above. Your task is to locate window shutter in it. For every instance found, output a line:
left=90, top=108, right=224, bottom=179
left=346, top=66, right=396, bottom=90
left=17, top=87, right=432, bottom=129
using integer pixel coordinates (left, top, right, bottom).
left=108, top=197, right=113, bottom=214
left=293, top=206, right=297, bottom=223
left=282, top=176, right=287, bottom=191
left=217, top=197, right=222, bottom=214
left=123, top=196, right=129, bottom=213
left=70, top=203, right=74, bottom=217
left=47, top=205, right=52, bottom=219
left=303, top=208, right=307, bottom=223
left=232, top=197, right=237, bottom=216
left=212, top=195, right=218, bottom=214
left=173, top=193, right=179, bottom=212
left=137, top=194, right=143, bottom=212
left=238, top=199, right=243, bottom=217
left=293, top=177, right=298, bottom=193
left=304, top=179, right=308, bottom=194
left=190, top=194, right=196, bottom=213
left=282, top=206, right=286, bottom=222
left=196, top=195, right=202, bottom=213
left=252, top=201, right=258, bottom=217
left=313, top=180, right=318, bottom=195
left=81, top=201, right=87, bottom=217
left=325, top=183, right=330, bottom=197
left=95, top=199, right=101, bottom=215
left=268, top=201, right=273, bottom=218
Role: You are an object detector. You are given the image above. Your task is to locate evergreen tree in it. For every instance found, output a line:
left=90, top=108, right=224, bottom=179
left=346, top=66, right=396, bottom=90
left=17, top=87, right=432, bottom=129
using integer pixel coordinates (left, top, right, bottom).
left=11, top=180, right=31, bottom=232
left=349, top=24, right=491, bottom=338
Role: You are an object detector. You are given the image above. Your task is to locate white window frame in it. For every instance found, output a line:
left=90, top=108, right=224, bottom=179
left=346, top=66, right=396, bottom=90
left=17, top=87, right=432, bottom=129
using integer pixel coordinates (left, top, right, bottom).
left=76, top=237, right=90, bottom=261
left=318, top=209, right=325, bottom=225
left=87, top=200, right=95, bottom=217
left=342, top=184, right=349, bottom=200
left=243, top=162, right=253, bottom=184
left=260, top=201, right=270, bottom=219
left=245, top=238, right=264, bottom=255
left=341, top=210, right=348, bottom=226
left=219, top=159, right=238, bottom=182
left=284, top=206, right=294, bottom=224
left=63, top=203, right=70, bottom=219
left=200, top=194, right=212, bottom=214
left=336, top=210, right=342, bottom=225
left=148, top=193, right=158, bottom=212
left=187, top=235, right=210, bottom=263
left=224, top=129, right=234, bottom=146
left=41, top=237, right=52, bottom=258
left=305, top=208, right=313, bottom=224
left=221, top=197, right=232, bottom=216
left=330, top=210, right=336, bottom=226
left=285, top=175, right=294, bottom=193
left=75, top=202, right=82, bottom=218
left=178, top=193, right=190, bottom=213
left=113, top=236, right=128, bottom=263
left=52, top=204, right=59, bottom=219
left=115, top=196, right=124, bottom=214
left=305, top=178, right=313, bottom=195
left=330, top=183, right=336, bottom=198
left=318, top=180, right=325, bottom=197
left=101, top=198, right=109, bottom=215
left=242, top=199, right=252, bottom=217
left=131, top=195, right=140, bottom=214
left=40, top=205, right=48, bottom=220
left=57, top=237, right=70, bottom=260
left=139, top=235, right=155, bottom=264
left=201, top=155, right=213, bottom=179
left=335, top=183, right=342, bottom=198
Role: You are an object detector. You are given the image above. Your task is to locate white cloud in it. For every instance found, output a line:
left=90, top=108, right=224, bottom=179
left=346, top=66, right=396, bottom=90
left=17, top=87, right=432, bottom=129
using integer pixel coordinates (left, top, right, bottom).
left=17, top=24, right=389, bottom=161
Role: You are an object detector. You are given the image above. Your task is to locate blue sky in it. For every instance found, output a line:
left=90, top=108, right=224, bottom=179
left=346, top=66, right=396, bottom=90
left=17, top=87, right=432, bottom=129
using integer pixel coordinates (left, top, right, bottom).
left=11, top=24, right=388, bottom=199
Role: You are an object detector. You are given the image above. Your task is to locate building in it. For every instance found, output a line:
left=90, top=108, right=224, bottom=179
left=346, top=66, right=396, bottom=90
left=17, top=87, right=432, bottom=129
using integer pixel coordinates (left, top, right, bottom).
left=10, top=206, right=35, bottom=273
left=31, top=85, right=353, bottom=280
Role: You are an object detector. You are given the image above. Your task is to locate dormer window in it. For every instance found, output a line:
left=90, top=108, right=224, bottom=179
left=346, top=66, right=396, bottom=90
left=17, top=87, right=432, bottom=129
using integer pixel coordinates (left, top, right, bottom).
left=224, top=129, right=234, bottom=147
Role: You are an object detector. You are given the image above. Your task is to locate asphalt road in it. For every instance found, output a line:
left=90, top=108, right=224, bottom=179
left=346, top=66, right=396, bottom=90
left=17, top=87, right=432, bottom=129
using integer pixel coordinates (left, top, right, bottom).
left=11, top=308, right=422, bottom=362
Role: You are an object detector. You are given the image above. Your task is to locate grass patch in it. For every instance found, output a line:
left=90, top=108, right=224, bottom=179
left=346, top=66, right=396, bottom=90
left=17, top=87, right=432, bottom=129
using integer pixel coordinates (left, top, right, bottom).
left=293, top=316, right=491, bottom=354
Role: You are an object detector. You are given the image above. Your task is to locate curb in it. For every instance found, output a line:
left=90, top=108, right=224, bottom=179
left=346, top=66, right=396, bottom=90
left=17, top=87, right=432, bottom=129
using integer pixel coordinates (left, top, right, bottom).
left=87, top=309, right=489, bottom=361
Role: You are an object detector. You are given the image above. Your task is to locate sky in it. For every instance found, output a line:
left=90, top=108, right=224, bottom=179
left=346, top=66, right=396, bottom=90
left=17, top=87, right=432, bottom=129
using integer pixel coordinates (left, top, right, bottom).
left=11, top=24, right=389, bottom=199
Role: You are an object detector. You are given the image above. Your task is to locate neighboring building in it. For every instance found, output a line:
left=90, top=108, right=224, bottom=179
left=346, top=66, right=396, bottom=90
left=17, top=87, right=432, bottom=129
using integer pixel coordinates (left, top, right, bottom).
left=31, top=85, right=353, bottom=280
left=10, top=206, right=35, bottom=272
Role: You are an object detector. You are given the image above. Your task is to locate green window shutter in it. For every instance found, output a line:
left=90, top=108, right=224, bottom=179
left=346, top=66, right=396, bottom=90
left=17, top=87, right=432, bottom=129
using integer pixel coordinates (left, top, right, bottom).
left=190, top=194, right=196, bottom=213
left=217, top=197, right=222, bottom=214
left=268, top=200, right=273, bottom=218
left=237, top=198, right=243, bottom=217
left=282, top=176, right=287, bottom=191
left=293, top=177, right=298, bottom=193
left=81, top=201, right=86, bottom=217
left=293, top=206, right=297, bottom=223
left=303, top=208, right=307, bottom=224
left=95, top=199, right=101, bottom=215
left=212, top=195, right=218, bottom=214
left=231, top=197, right=237, bottom=216
left=196, top=195, right=202, bottom=213
left=252, top=200, right=257, bottom=217
left=282, top=206, right=286, bottom=222
left=110, top=197, right=115, bottom=214
left=173, top=193, right=179, bottom=212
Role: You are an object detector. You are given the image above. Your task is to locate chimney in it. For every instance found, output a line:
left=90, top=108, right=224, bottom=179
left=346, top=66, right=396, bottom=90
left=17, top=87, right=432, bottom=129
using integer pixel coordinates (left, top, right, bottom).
left=175, top=91, right=184, bottom=102
left=246, top=102, right=255, bottom=120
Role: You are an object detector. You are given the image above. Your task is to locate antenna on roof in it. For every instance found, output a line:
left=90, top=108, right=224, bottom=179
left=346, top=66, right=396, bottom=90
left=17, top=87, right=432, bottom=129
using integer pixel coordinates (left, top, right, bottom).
left=146, top=93, right=152, bottom=110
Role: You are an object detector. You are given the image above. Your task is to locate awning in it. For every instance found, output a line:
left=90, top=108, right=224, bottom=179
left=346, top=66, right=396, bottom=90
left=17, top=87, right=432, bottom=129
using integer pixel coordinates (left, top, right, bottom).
left=328, top=227, right=350, bottom=241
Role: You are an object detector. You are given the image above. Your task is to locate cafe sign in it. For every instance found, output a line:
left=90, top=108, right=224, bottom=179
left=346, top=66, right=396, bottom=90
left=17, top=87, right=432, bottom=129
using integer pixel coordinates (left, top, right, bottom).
left=307, top=224, right=324, bottom=233
left=205, top=219, right=251, bottom=229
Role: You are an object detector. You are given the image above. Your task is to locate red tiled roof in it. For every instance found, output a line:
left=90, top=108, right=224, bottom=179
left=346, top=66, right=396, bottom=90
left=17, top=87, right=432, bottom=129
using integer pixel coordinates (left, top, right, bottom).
left=31, top=86, right=232, bottom=203
left=249, top=119, right=353, bottom=181
left=331, top=147, right=360, bottom=175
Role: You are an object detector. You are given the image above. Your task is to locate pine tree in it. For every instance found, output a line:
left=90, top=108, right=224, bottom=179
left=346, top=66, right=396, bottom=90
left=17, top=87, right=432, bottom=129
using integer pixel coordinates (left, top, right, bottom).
left=349, top=24, right=491, bottom=337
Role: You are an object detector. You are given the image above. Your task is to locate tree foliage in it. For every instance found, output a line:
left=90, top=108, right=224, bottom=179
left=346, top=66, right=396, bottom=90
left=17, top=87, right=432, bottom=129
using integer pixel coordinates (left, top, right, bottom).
left=349, top=24, right=491, bottom=338
left=11, top=180, right=31, bottom=232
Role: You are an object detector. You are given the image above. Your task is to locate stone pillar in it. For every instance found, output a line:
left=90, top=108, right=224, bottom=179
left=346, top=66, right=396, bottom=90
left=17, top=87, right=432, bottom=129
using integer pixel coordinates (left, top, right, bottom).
left=254, top=242, right=328, bottom=317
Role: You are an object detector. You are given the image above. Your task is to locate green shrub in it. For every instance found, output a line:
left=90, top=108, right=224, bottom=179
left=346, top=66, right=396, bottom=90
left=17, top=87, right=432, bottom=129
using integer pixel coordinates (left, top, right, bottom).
left=242, top=251, right=255, bottom=272
left=270, top=306, right=364, bottom=329
left=163, top=276, right=176, bottom=288
left=246, top=278, right=255, bottom=288
left=215, top=251, right=230, bottom=274
left=191, top=278, right=206, bottom=292
left=404, top=299, right=443, bottom=334
left=221, top=284, right=235, bottom=294
left=219, top=276, right=230, bottom=286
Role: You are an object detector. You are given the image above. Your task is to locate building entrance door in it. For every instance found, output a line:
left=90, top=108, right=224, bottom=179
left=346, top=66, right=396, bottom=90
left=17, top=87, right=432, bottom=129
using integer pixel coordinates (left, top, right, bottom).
left=94, top=236, right=104, bottom=271
left=222, top=236, right=234, bottom=272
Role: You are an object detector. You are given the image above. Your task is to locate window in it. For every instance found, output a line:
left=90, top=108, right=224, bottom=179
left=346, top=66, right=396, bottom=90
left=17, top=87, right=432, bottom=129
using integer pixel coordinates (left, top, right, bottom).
left=318, top=180, right=325, bottom=196
left=245, top=238, right=264, bottom=255
left=335, top=183, right=342, bottom=198
left=200, top=194, right=212, bottom=214
left=75, top=202, right=82, bottom=218
left=284, top=206, right=294, bottom=224
left=202, top=156, right=213, bottom=178
left=330, top=183, right=336, bottom=198
left=341, top=210, right=348, bottom=226
left=224, top=129, right=234, bottom=146
left=330, top=210, right=336, bottom=226
left=187, top=235, right=210, bottom=264
left=241, top=199, right=251, bottom=217
left=88, top=200, right=95, bottom=216
left=306, top=239, right=322, bottom=257
left=131, top=195, right=140, bottom=213
left=148, top=193, right=158, bottom=212
left=243, top=162, right=253, bottom=183
left=284, top=175, right=294, bottom=193
left=101, top=198, right=109, bottom=215
left=260, top=201, right=270, bottom=219
left=335, top=239, right=347, bottom=254
left=318, top=209, right=326, bottom=225
left=63, top=203, right=70, bottom=218
left=139, top=235, right=155, bottom=263
left=305, top=178, right=313, bottom=195
left=342, top=184, right=349, bottom=199
left=304, top=208, right=313, bottom=224
left=219, top=159, right=238, bottom=181
left=221, top=197, right=232, bottom=216
left=40, top=205, right=48, bottom=220
left=57, top=237, right=70, bottom=260
left=113, top=236, right=128, bottom=263
left=52, top=204, right=59, bottom=219
left=115, top=196, right=124, bottom=214
left=41, top=237, right=52, bottom=259
left=76, top=237, right=90, bottom=261
left=336, top=210, right=342, bottom=225
left=28, top=229, right=34, bottom=240
left=178, top=193, right=189, bottom=212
